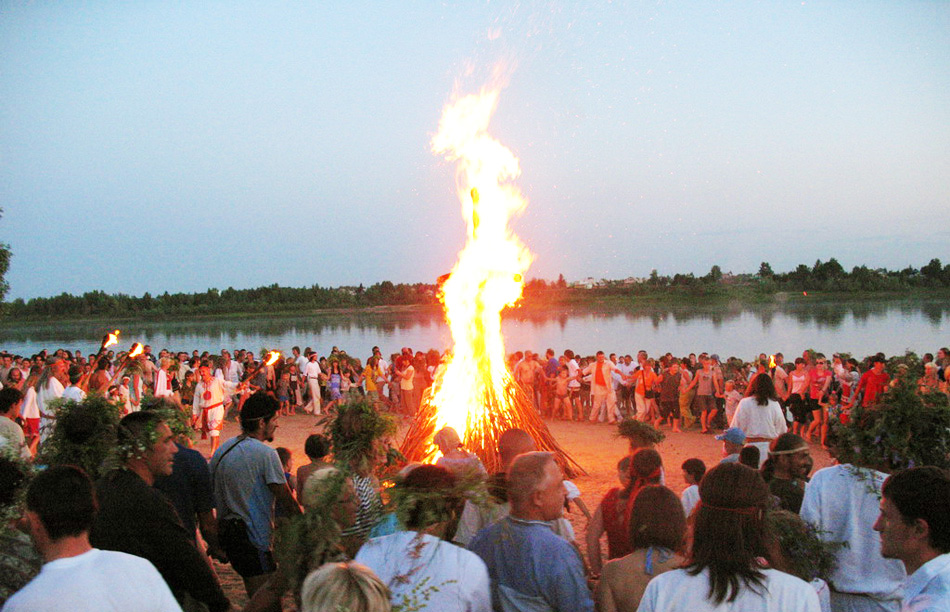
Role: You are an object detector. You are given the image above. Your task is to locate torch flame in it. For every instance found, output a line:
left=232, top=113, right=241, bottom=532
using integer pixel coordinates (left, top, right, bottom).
left=769, top=354, right=776, bottom=369
left=424, top=86, right=533, bottom=453
left=128, top=343, right=144, bottom=358
left=264, top=351, right=281, bottom=367
left=104, top=330, right=120, bottom=349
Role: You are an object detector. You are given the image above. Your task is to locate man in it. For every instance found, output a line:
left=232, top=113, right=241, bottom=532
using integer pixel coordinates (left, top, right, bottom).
left=193, top=364, right=243, bottom=455
left=540, top=349, right=560, bottom=417
left=0, top=388, right=29, bottom=459
left=91, top=411, right=229, bottom=612
left=0, top=353, right=13, bottom=384
left=765, top=434, right=811, bottom=513
left=35, top=356, right=66, bottom=443
left=303, top=351, right=324, bottom=415
left=617, top=355, right=636, bottom=417
left=584, top=351, right=620, bottom=423
left=5, top=465, right=182, bottom=611
left=564, top=350, right=581, bottom=420
left=453, top=429, right=575, bottom=548
left=772, top=352, right=789, bottom=404
left=801, top=459, right=905, bottom=610
left=469, top=452, right=594, bottom=612
left=61, top=365, right=86, bottom=403
left=874, top=467, right=950, bottom=612
left=209, top=392, right=301, bottom=598
left=716, top=427, right=745, bottom=464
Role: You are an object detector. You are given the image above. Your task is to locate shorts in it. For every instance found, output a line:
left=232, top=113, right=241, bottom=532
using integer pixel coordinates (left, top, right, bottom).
left=220, top=518, right=276, bottom=578
left=660, top=400, right=680, bottom=419
left=24, top=418, right=40, bottom=437
left=694, top=395, right=716, bottom=414
left=806, top=397, right=824, bottom=414
left=278, top=395, right=289, bottom=403
left=788, top=395, right=810, bottom=424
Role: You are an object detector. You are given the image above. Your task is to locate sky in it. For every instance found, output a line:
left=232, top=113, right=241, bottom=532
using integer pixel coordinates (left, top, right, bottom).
left=1, top=1, right=948, bottom=301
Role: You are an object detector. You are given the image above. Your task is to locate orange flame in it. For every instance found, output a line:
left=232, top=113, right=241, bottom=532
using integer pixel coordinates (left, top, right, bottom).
left=128, top=343, right=144, bottom=358
left=425, top=85, right=533, bottom=454
left=769, top=354, right=776, bottom=369
left=104, top=330, right=120, bottom=349
left=264, top=351, right=281, bottom=367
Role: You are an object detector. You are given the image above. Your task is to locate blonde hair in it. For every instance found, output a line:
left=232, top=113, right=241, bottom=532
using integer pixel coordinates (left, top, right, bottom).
left=432, top=426, right=461, bottom=453
left=300, top=562, right=391, bottom=612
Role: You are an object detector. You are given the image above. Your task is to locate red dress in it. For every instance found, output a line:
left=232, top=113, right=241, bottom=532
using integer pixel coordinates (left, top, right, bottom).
left=601, top=488, right=632, bottom=559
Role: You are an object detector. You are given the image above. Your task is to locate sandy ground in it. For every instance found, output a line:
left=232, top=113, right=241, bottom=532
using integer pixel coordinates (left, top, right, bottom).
left=203, top=413, right=834, bottom=609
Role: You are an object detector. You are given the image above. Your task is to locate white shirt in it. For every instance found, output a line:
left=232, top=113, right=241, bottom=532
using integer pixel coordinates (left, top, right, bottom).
left=356, top=531, right=491, bottom=612
left=303, top=360, right=323, bottom=379
left=3, top=548, right=182, bottom=612
left=637, top=567, right=820, bottom=612
left=567, top=359, right=580, bottom=389
left=680, top=484, right=700, bottom=518
left=20, top=386, right=39, bottom=419
left=729, top=397, right=787, bottom=439
left=62, top=385, right=86, bottom=403
left=901, top=552, right=950, bottom=612
left=800, top=464, right=905, bottom=602
left=0, top=415, right=30, bottom=459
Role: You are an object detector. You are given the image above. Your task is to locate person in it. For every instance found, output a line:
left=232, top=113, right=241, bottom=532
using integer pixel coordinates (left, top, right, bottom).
left=801, top=458, right=905, bottom=611
left=680, top=458, right=705, bottom=517
left=729, top=373, right=787, bottom=467
left=788, top=357, right=811, bottom=436
left=433, top=425, right=487, bottom=478
left=395, top=355, right=415, bottom=416
left=852, top=356, right=890, bottom=409
left=90, top=411, right=230, bottom=612
left=722, top=379, right=742, bottom=424
left=874, top=466, right=950, bottom=612
left=584, top=351, right=621, bottom=424
left=303, top=352, right=324, bottom=415
left=551, top=365, right=573, bottom=420
left=760, top=433, right=810, bottom=513
left=0, top=450, right=42, bottom=606
left=355, top=464, right=491, bottom=612
left=638, top=463, right=820, bottom=612
left=297, top=433, right=332, bottom=494
left=453, top=428, right=575, bottom=547
left=716, top=427, right=745, bottom=464
left=299, top=561, right=392, bottom=612
left=805, top=356, right=833, bottom=446
left=193, top=364, right=244, bottom=455
left=686, top=356, right=721, bottom=433
left=469, top=451, right=594, bottom=612
left=35, top=356, right=66, bottom=443
left=209, top=391, right=301, bottom=598
left=0, top=388, right=29, bottom=459
left=4, top=465, right=183, bottom=612
left=656, top=359, right=683, bottom=432
left=587, top=456, right=633, bottom=574
left=596, top=485, right=687, bottom=612
left=738, top=445, right=761, bottom=470
left=61, top=366, right=86, bottom=403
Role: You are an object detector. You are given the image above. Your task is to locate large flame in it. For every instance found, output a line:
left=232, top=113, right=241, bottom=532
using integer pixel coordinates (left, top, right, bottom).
left=264, top=351, right=281, bottom=367
left=426, top=87, right=533, bottom=449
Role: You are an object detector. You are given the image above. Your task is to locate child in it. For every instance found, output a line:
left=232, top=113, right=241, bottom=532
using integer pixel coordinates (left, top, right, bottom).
left=680, top=458, right=705, bottom=518
left=552, top=365, right=573, bottom=420
left=296, top=434, right=331, bottom=494
left=277, top=370, right=291, bottom=416
left=723, top=379, right=743, bottom=425
left=180, top=370, right=196, bottom=409
left=716, top=427, right=746, bottom=464
left=276, top=447, right=296, bottom=496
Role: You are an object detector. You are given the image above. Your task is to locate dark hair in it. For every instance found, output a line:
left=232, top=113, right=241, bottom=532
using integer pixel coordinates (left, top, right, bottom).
left=240, top=392, right=279, bottom=433
left=0, top=453, right=30, bottom=511
left=0, top=387, right=23, bottom=414
left=794, top=357, right=805, bottom=366
left=738, top=446, right=760, bottom=469
left=26, top=465, right=97, bottom=540
left=67, top=365, right=82, bottom=385
left=760, top=434, right=806, bottom=482
left=882, top=466, right=950, bottom=553
left=276, top=447, right=292, bottom=467
left=687, top=463, right=770, bottom=605
left=400, top=464, right=459, bottom=530
left=682, top=458, right=706, bottom=483
left=745, top=373, right=777, bottom=405
left=304, top=434, right=330, bottom=460
left=629, top=485, right=686, bottom=552
left=624, top=448, right=663, bottom=497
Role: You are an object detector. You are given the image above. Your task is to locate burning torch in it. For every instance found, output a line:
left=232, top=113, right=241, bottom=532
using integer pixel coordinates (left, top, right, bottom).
left=107, top=342, right=146, bottom=388
left=243, top=351, right=281, bottom=389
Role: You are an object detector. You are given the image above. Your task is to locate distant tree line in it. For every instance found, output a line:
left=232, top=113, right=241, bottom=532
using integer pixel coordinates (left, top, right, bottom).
left=6, top=258, right=950, bottom=320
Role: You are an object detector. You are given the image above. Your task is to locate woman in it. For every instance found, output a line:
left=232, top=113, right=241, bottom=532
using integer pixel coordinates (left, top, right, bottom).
left=730, top=373, right=787, bottom=468
left=638, top=463, right=820, bottom=612
left=433, top=426, right=486, bottom=479
left=596, top=485, right=687, bottom=612
left=804, top=356, right=833, bottom=447
left=395, top=356, right=414, bottom=417
left=686, top=357, right=721, bottom=434
left=586, top=448, right=663, bottom=576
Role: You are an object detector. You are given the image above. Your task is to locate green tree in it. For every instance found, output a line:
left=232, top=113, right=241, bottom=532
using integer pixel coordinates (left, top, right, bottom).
left=0, top=209, right=10, bottom=301
left=758, top=261, right=774, bottom=278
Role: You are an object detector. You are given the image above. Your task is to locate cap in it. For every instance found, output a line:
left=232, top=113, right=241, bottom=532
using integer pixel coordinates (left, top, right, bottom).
left=716, top=427, right=746, bottom=445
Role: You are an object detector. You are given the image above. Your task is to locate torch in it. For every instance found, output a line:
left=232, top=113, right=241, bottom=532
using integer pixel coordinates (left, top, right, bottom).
left=243, top=351, right=281, bottom=389
left=107, top=342, right=146, bottom=388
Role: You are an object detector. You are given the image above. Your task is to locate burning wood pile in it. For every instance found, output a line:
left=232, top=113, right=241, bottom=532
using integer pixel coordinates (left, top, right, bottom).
left=399, top=81, right=584, bottom=478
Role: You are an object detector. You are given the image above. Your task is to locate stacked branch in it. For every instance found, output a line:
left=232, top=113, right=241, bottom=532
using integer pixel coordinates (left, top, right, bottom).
left=400, top=380, right=586, bottom=479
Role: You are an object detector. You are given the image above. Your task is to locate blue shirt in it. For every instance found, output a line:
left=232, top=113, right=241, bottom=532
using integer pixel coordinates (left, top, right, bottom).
left=903, top=553, right=950, bottom=612
left=469, top=516, right=593, bottom=612
left=154, top=443, right=214, bottom=542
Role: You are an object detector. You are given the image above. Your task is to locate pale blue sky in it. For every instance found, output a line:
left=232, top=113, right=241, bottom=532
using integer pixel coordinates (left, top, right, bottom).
left=2, top=1, right=948, bottom=300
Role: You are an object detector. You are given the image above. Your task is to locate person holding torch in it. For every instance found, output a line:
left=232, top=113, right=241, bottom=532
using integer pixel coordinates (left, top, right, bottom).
left=194, top=364, right=247, bottom=455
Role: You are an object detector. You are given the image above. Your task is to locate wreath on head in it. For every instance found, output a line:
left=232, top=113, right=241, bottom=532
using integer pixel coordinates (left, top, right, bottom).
left=36, top=394, right=123, bottom=480
left=766, top=510, right=843, bottom=583
left=321, top=399, right=400, bottom=476
left=617, top=418, right=665, bottom=446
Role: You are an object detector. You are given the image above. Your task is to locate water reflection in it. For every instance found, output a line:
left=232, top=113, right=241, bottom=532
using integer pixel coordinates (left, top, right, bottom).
left=0, top=298, right=946, bottom=359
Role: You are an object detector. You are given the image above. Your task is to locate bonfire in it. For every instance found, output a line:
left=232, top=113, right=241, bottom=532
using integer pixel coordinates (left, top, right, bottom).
left=400, top=84, right=584, bottom=478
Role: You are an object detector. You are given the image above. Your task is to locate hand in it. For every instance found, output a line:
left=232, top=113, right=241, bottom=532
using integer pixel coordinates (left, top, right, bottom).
left=207, top=545, right=228, bottom=563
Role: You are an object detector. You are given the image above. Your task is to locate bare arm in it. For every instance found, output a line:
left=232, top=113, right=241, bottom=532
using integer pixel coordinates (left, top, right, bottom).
left=586, top=504, right=606, bottom=576
left=197, top=510, right=226, bottom=562
left=267, top=482, right=301, bottom=517
left=594, top=564, right=618, bottom=612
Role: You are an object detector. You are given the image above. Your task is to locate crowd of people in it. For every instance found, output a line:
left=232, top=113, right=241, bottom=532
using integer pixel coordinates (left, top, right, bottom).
left=0, top=341, right=948, bottom=612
